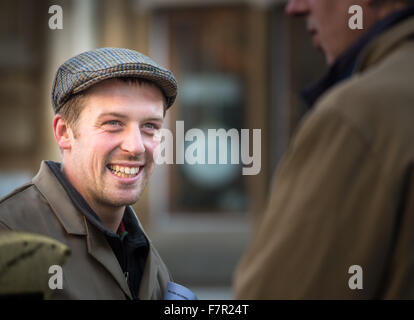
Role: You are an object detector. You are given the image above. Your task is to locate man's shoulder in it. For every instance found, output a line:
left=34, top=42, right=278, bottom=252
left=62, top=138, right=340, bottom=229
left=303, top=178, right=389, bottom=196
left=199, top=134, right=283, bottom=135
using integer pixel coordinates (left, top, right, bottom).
left=321, top=40, right=412, bottom=117
left=0, top=182, right=51, bottom=230
left=320, top=44, right=413, bottom=110
left=0, top=181, right=33, bottom=202
left=0, top=182, right=37, bottom=208
left=311, top=46, right=414, bottom=159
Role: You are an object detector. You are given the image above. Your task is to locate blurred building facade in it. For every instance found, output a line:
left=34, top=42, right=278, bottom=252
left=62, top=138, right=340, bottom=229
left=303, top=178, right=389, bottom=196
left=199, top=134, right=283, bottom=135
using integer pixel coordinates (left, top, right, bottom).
left=0, top=0, right=325, bottom=298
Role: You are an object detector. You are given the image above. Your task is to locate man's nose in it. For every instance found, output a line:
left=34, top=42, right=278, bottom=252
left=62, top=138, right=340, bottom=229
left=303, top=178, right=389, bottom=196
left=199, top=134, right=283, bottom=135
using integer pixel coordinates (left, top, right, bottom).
left=285, top=0, right=309, bottom=17
left=120, top=124, right=146, bottom=156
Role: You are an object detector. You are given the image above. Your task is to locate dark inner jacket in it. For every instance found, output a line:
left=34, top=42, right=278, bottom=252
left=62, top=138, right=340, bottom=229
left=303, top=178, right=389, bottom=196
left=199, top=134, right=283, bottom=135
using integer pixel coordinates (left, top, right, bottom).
left=302, top=4, right=414, bottom=108
left=46, top=160, right=149, bottom=300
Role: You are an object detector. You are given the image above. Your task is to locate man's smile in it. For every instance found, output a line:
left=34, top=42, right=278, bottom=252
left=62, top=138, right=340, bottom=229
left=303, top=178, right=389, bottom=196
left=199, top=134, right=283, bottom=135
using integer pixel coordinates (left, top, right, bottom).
left=106, top=163, right=144, bottom=180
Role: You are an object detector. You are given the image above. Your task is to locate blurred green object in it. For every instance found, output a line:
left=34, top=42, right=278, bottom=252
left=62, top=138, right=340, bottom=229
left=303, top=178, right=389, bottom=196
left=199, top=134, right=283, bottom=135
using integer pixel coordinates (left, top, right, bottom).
left=0, top=232, right=70, bottom=299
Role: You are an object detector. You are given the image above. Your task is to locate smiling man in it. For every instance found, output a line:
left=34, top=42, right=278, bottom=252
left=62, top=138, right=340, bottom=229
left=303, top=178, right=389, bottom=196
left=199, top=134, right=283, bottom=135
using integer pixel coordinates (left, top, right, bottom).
left=54, top=78, right=165, bottom=233
left=234, top=0, right=414, bottom=299
left=0, top=48, right=177, bottom=299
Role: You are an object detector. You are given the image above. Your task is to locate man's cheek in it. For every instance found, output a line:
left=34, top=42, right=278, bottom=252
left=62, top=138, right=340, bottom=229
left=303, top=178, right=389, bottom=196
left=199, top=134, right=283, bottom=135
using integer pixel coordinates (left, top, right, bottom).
left=144, top=139, right=159, bottom=158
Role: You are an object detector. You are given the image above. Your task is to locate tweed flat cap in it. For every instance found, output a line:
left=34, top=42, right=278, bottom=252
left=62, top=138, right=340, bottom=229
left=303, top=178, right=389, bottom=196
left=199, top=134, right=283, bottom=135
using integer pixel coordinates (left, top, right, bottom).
left=51, top=47, right=177, bottom=113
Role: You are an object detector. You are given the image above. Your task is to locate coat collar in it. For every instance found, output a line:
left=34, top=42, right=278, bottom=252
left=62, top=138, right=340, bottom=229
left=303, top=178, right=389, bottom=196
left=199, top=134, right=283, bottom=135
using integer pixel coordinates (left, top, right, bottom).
left=32, top=161, right=160, bottom=299
left=83, top=214, right=133, bottom=299
left=355, top=11, right=414, bottom=72
left=138, top=247, right=160, bottom=300
left=33, top=161, right=86, bottom=236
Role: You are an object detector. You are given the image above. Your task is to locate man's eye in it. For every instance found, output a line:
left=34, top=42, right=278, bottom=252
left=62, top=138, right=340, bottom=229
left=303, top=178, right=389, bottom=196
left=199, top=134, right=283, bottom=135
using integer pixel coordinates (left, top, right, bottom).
left=104, top=120, right=123, bottom=127
left=143, top=123, right=156, bottom=130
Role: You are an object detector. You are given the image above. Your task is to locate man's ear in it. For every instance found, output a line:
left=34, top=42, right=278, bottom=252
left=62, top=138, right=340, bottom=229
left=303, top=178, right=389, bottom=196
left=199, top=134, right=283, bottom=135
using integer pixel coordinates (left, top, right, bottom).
left=53, top=114, right=73, bottom=150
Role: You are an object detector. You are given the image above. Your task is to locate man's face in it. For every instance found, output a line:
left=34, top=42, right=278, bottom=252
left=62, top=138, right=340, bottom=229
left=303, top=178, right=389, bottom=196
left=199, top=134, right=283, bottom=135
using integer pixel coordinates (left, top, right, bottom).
left=286, top=0, right=365, bottom=64
left=63, top=79, right=164, bottom=211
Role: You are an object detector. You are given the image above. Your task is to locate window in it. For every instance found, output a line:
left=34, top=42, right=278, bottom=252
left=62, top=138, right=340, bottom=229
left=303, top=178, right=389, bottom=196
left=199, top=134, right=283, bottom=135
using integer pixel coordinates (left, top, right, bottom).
left=152, top=5, right=270, bottom=217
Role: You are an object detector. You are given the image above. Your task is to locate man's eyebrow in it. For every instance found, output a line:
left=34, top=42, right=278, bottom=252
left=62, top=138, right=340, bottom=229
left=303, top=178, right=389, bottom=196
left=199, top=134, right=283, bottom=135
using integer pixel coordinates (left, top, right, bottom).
left=144, top=116, right=164, bottom=122
left=97, top=112, right=128, bottom=119
left=97, top=112, right=164, bottom=122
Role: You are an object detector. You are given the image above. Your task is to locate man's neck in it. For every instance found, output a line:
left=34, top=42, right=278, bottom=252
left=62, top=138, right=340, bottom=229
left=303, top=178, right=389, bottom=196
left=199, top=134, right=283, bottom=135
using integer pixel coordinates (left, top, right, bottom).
left=86, top=200, right=125, bottom=233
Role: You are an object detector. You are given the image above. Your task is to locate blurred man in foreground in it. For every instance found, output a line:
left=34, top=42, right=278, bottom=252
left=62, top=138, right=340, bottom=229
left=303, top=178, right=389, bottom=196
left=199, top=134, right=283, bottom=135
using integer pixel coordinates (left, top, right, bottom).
left=234, top=0, right=414, bottom=299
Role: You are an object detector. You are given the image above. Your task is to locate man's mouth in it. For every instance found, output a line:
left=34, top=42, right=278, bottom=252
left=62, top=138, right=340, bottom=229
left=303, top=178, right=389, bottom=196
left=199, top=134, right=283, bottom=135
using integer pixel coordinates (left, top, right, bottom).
left=308, top=29, right=321, bottom=49
left=308, top=28, right=317, bottom=37
left=106, top=164, right=142, bottom=178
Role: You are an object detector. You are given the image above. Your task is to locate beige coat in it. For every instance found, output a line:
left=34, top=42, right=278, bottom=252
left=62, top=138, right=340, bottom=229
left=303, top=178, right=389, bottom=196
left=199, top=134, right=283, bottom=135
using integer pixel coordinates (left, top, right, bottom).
left=0, top=161, right=171, bottom=299
left=234, top=16, right=414, bottom=299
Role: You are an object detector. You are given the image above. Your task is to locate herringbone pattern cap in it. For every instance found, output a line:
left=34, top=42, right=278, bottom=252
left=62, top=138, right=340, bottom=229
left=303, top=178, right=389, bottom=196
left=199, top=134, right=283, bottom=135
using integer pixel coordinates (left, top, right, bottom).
left=51, top=47, right=177, bottom=113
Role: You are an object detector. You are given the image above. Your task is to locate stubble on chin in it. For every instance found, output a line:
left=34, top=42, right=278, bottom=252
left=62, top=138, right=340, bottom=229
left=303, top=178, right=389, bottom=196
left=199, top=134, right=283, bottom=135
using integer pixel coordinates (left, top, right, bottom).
left=101, top=169, right=151, bottom=207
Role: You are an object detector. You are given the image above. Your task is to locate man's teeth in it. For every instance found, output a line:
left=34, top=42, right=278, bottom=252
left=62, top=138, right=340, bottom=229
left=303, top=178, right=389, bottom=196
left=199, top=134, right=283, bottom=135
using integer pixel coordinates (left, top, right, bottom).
left=108, top=165, right=140, bottom=177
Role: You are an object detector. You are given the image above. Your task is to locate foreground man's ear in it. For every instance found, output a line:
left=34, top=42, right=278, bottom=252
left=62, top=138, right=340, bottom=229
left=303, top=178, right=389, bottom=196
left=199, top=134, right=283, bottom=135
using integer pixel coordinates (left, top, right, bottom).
left=53, top=114, right=73, bottom=151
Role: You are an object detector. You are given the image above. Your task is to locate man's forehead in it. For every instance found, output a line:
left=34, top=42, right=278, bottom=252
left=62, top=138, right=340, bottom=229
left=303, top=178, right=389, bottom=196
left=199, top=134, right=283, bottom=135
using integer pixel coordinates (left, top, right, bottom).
left=95, top=110, right=164, bottom=121
left=78, top=87, right=164, bottom=120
